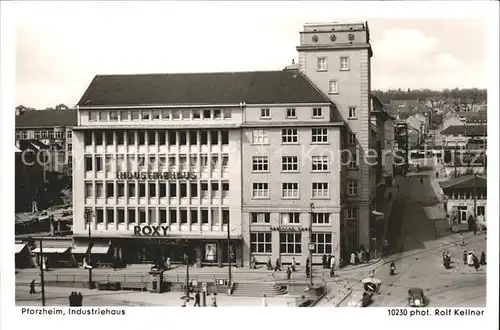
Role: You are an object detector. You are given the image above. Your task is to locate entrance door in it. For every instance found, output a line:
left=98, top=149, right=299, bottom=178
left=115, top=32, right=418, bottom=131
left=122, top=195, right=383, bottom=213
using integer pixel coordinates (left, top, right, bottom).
left=459, top=207, right=468, bottom=223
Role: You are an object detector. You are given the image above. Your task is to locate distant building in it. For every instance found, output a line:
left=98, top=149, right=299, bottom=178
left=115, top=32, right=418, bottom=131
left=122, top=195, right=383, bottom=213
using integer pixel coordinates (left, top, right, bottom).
left=15, top=109, right=77, bottom=176
left=388, top=99, right=420, bottom=113
left=440, top=175, right=486, bottom=232
left=15, top=145, right=45, bottom=212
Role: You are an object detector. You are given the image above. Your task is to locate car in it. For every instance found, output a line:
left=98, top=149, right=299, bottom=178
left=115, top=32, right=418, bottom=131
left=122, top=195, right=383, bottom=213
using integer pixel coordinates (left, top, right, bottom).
left=408, top=287, right=425, bottom=307
left=347, top=291, right=373, bottom=307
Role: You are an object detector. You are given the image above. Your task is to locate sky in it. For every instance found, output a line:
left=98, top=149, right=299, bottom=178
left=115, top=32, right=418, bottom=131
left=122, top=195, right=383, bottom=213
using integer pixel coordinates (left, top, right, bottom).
left=13, top=1, right=492, bottom=109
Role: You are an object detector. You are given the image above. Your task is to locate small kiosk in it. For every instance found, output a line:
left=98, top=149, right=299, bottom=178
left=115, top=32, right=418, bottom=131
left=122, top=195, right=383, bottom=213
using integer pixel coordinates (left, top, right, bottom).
left=149, top=270, right=168, bottom=293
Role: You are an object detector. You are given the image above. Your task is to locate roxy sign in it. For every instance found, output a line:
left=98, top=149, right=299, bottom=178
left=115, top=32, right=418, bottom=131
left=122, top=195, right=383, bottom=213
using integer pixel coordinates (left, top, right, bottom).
left=133, top=225, right=169, bottom=236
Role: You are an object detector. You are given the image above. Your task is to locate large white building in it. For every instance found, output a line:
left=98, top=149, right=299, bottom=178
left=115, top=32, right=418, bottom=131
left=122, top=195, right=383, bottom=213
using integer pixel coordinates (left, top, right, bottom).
left=72, top=21, right=389, bottom=267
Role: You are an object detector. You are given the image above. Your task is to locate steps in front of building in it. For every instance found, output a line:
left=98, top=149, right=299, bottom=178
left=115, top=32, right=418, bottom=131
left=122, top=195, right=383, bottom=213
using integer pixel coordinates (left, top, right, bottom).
left=231, top=282, right=287, bottom=297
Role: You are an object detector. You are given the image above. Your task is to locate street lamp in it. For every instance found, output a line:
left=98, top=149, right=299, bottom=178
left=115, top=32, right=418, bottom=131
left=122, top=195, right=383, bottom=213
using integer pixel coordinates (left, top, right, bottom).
left=85, top=210, right=94, bottom=289
left=183, top=252, right=191, bottom=301
left=308, top=202, right=315, bottom=286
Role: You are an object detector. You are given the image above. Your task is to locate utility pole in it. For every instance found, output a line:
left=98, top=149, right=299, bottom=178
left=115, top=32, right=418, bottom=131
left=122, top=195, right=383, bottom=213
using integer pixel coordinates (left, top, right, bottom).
left=483, top=132, right=487, bottom=175
left=184, top=253, right=190, bottom=300
left=227, top=216, right=232, bottom=288
left=473, top=173, right=477, bottom=232
left=39, top=239, right=46, bottom=306
left=86, top=210, right=93, bottom=289
left=454, top=141, right=458, bottom=178
left=308, top=202, right=315, bottom=287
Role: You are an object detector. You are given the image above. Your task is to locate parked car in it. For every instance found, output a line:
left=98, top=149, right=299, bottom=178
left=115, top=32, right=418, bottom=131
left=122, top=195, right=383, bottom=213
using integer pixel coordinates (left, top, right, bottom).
left=408, top=287, right=425, bottom=307
left=347, top=291, right=373, bottom=307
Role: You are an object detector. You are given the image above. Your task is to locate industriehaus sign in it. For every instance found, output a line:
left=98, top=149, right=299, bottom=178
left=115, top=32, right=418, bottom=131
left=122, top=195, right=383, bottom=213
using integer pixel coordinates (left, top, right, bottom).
left=116, top=171, right=197, bottom=180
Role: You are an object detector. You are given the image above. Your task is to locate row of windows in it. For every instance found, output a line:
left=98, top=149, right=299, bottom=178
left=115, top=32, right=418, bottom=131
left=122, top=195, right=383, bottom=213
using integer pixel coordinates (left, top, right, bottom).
left=251, top=128, right=329, bottom=145
left=84, top=154, right=229, bottom=172
left=317, top=56, right=350, bottom=72
left=259, top=107, right=324, bottom=120
left=88, top=108, right=233, bottom=122
left=251, top=212, right=331, bottom=224
left=16, top=130, right=72, bottom=140
left=85, top=207, right=229, bottom=225
left=84, top=130, right=230, bottom=147
left=252, top=155, right=356, bottom=172
left=446, top=190, right=487, bottom=200
left=250, top=232, right=332, bottom=254
left=252, top=180, right=358, bottom=199
left=85, top=181, right=230, bottom=199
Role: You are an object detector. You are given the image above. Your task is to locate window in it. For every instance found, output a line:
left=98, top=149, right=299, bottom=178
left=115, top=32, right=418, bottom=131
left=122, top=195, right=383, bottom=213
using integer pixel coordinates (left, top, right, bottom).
left=329, top=80, right=339, bottom=94
left=98, top=112, right=106, bottom=121
left=223, top=109, right=232, bottom=119
left=127, top=209, right=136, bottom=224
left=312, top=213, right=330, bottom=224
left=251, top=213, right=270, bottom=224
left=105, top=182, right=114, bottom=198
left=252, top=183, right=269, bottom=199
left=221, top=130, right=229, bottom=145
left=222, top=182, right=229, bottom=198
left=348, top=107, right=357, bottom=119
left=152, top=110, right=161, bottom=120
left=142, top=110, right=150, bottom=120
left=312, top=108, right=323, bottom=118
left=348, top=133, right=357, bottom=145
left=95, top=156, right=103, bottom=171
left=222, top=155, right=229, bottom=169
left=128, top=183, right=136, bottom=197
left=131, top=111, right=140, bottom=120
left=280, top=233, right=302, bottom=254
left=222, top=209, right=230, bottom=224
left=312, top=182, right=329, bottom=198
left=252, top=156, right=269, bottom=172
left=200, top=131, right=208, bottom=145
left=137, top=155, right=146, bottom=169
left=34, top=131, right=40, bottom=139
left=211, top=182, right=219, bottom=198
left=348, top=153, right=358, bottom=169
left=286, top=108, right=296, bottom=118
left=138, top=131, right=146, bottom=145
left=179, top=131, right=187, bottom=145
left=346, top=208, right=358, bottom=221
left=312, top=156, right=329, bottom=172
left=169, top=209, right=177, bottom=224
left=139, top=183, right=146, bottom=197
left=312, top=128, right=328, bottom=143
left=317, top=57, right=327, bottom=71
left=159, top=209, right=167, bottom=224
left=191, top=210, right=199, bottom=224
left=168, top=131, right=176, bottom=145
left=340, top=57, right=350, bottom=71
left=85, top=156, right=93, bottom=171
left=96, top=209, right=104, bottom=223
left=171, top=110, right=180, bottom=120
left=210, top=155, right=219, bottom=171
left=119, top=111, right=128, bottom=121
left=89, top=112, right=99, bottom=122
left=260, top=108, right=270, bottom=119
left=282, top=182, right=299, bottom=199
left=192, top=110, right=201, bottom=119
left=149, top=183, right=157, bottom=197
left=110, top=111, right=118, bottom=121
left=203, top=110, right=211, bottom=119
left=117, top=209, right=125, bottom=223
left=85, top=182, right=93, bottom=198
left=116, top=131, right=124, bottom=145
left=180, top=183, right=187, bottom=198
left=200, top=155, right=208, bottom=169
left=347, top=179, right=358, bottom=196
left=105, top=132, right=114, bottom=145
left=281, top=213, right=300, bottom=224
left=181, top=109, right=190, bottom=120
left=312, top=233, right=332, bottom=254
left=200, top=182, right=208, bottom=198
left=95, top=132, right=103, bottom=145
left=179, top=155, right=188, bottom=171
left=139, top=209, right=146, bottom=223
left=22, top=131, right=28, bottom=139
left=213, top=110, right=222, bottom=119
left=210, top=131, right=218, bottom=145
left=169, top=183, right=177, bottom=198
left=189, top=155, right=197, bottom=171
left=250, top=233, right=272, bottom=253
left=252, top=130, right=269, bottom=144
left=282, top=156, right=298, bottom=172
left=211, top=209, right=220, bottom=225
left=95, top=183, right=103, bottom=198
left=477, top=206, right=485, bottom=216
left=282, top=128, right=298, bottom=144
left=117, top=183, right=125, bottom=197
left=162, top=110, right=170, bottom=120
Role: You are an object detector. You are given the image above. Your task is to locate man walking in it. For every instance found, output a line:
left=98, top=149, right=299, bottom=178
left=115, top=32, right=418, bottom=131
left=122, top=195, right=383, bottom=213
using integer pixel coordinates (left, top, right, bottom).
left=29, top=279, right=36, bottom=294
left=194, top=291, right=201, bottom=307
left=322, top=254, right=327, bottom=269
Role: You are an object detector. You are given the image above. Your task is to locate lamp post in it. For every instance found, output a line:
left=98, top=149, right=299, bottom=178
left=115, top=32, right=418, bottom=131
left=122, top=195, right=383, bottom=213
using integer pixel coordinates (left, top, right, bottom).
left=85, top=210, right=93, bottom=289
left=184, top=252, right=190, bottom=301
left=39, top=239, right=46, bottom=306
left=308, top=202, right=315, bottom=286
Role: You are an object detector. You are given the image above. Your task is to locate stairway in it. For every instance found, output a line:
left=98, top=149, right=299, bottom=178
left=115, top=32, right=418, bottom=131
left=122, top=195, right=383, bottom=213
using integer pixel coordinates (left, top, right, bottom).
left=231, top=282, right=288, bottom=297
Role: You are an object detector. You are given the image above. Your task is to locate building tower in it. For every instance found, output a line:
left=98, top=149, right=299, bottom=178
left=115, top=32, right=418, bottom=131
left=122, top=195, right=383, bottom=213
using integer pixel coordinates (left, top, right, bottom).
left=297, top=22, right=374, bottom=254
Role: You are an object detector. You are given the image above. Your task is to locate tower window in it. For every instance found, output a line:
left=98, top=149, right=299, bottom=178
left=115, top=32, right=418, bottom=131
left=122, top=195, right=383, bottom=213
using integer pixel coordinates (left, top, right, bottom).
left=340, top=57, right=350, bottom=71
left=317, top=57, right=327, bottom=71
left=329, top=80, right=339, bottom=94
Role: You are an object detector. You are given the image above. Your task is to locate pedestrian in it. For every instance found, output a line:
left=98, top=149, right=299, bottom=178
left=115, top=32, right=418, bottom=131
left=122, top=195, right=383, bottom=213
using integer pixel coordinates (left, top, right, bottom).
left=463, top=250, right=467, bottom=265
left=357, top=250, right=364, bottom=264
left=250, top=255, right=257, bottom=269
left=330, top=255, right=335, bottom=270
left=266, top=257, right=272, bottom=270
left=473, top=255, right=480, bottom=271
left=365, top=249, right=370, bottom=262
left=467, top=252, right=474, bottom=268
left=274, top=258, right=281, bottom=271
left=286, top=267, right=291, bottom=280
left=77, top=292, right=83, bottom=306
left=359, top=244, right=365, bottom=253
left=459, top=233, right=465, bottom=246
left=291, top=257, right=296, bottom=272
left=480, top=251, right=486, bottom=265
left=69, top=292, right=75, bottom=306
left=305, top=264, right=310, bottom=278
left=322, top=254, right=327, bottom=269
left=329, top=266, right=335, bottom=278
left=211, top=293, right=217, bottom=307
left=262, top=294, right=268, bottom=307
left=29, top=279, right=36, bottom=294
left=436, top=172, right=439, bottom=178
left=350, top=252, right=356, bottom=265
left=194, top=291, right=200, bottom=307
left=327, top=254, right=332, bottom=269
left=338, top=256, right=343, bottom=268
left=166, top=257, right=171, bottom=270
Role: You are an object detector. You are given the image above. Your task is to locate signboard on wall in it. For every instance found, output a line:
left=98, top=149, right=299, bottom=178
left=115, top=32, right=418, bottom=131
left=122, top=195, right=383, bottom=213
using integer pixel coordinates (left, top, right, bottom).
left=116, top=172, right=197, bottom=180
left=133, top=225, right=169, bottom=236
left=204, top=243, right=217, bottom=262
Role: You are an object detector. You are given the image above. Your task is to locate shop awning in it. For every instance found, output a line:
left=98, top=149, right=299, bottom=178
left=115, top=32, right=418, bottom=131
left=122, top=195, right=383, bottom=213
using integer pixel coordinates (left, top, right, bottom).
left=15, top=243, right=27, bottom=254
left=72, top=244, right=89, bottom=254
left=372, top=210, right=384, bottom=217
left=32, top=247, right=70, bottom=254
left=90, top=242, right=110, bottom=254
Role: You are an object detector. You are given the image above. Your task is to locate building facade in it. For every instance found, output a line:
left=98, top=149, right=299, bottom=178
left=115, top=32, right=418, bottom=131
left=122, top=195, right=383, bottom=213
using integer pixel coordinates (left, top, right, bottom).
left=72, top=21, right=382, bottom=267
